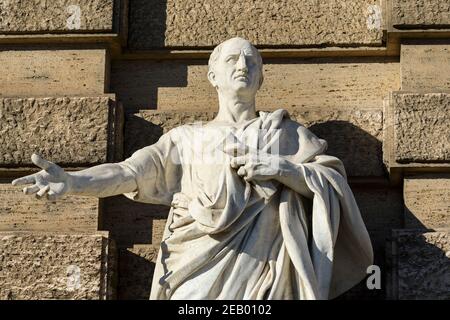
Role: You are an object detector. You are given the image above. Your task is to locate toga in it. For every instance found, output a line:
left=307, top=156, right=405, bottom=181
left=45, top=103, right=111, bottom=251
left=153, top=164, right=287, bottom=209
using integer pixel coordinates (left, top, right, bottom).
left=120, top=109, right=373, bottom=300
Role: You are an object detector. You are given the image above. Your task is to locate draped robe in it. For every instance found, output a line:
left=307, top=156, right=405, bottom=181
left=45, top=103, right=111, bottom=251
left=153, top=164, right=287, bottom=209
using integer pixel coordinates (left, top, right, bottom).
left=121, top=109, right=373, bottom=300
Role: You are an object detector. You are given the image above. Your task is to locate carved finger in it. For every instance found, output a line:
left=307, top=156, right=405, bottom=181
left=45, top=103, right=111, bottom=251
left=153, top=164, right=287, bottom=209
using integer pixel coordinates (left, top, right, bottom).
left=23, top=184, right=40, bottom=195
left=244, top=161, right=257, bottom=172
left=32, top=153, right=65, bottom=179
left=12, top=175, right=36, bottom=186
left=237, top=166, right=247, bottom=177
left=36, top=185, right=50, bottom=198
left=243, top=166, right=255, bottom=181
left=230, top=156, right=248, bottom=168
left=245, top=171, right=264, bottom=182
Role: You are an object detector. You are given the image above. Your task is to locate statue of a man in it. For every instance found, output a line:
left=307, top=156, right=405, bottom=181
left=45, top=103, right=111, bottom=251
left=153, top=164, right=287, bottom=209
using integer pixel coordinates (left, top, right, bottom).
left=12, top=37, right=373, bottom=300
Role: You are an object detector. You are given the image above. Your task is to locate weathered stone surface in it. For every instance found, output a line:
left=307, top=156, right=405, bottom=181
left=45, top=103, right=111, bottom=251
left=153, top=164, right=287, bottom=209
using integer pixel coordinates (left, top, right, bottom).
left=0, top=183, right=98, bottom=232
left=129, top=0, right=384, bottom=49
left=0, top=0, right=116, bottom=33
left=124, top=109, right=384, bottom=177
left=0, top=232, right=116, bottom=300
left=0, top=49, right=108, bottom=97
left=0, top=97, right=120, bottom=167
left=100, top=196, right=169, bottom=248
left=392, top=92, right=450, bottom=163
left=388, top=229, right=450, bottom=300
left=404, top=174, right=450, bottom=229
left=392, top=0, right=450, bottom=29
left=117, top=245, right=159, bottom=300
left=111, top=58, right=399, bottom=113
left=401, top=43, right=450, bottom=91
left=151, top=219, right=166, bottom=245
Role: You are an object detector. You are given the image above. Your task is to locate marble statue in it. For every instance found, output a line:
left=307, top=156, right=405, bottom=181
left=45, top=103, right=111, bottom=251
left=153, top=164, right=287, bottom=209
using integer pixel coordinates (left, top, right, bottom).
left=12, top=37, right=373, bottom=300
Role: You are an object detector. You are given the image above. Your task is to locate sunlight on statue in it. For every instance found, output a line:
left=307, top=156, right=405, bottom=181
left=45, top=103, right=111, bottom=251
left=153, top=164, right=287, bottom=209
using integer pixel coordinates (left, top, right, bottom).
left=12, top=37, right=373, bottom=300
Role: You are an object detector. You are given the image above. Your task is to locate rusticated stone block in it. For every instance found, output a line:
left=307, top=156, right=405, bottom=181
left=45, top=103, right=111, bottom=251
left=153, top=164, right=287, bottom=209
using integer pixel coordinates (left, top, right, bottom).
left=388, top=229, right=450, bottom=300
left=124, top=109, right=383, bottom=176
left=129, top=0, right=384, bottom=49
left=0, top=96, right=122, bottom=168
left=391, top=92, right=450, bottom=163
left=0, top=232, right=116, bottom=300
left=0, top=183, right=98, bottom=232
left=111, top=59, right=399, bottom=113
left=404, top=174, right=450, bottom=229
left=391, top=0, right=450, bottom=29
left=117, top=245, right=159, bottom=300
left=0, top=0, right=117, bottom=33
left=0, top=49, right=108, bottom=97
left=401, top=43, right=450, bottom=91
left=151, top=219, right=167, bottom=245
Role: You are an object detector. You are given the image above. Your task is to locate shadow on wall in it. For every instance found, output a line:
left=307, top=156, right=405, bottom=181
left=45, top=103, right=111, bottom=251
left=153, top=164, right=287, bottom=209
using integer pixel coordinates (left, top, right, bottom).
left=117, top=247, right=159, bottom=300
left=123, top=114, right=163, bottom=157
left=100, top=196, right=169, bottom=247
left=128, top=0, right=168, bottom=49
left=99, top=195, right=170, bottom=300
left=307, top=121, right=383, bottom=177
left=386, top=229, right=450, bottom=300
left=111, top=60, right=189, bottom=114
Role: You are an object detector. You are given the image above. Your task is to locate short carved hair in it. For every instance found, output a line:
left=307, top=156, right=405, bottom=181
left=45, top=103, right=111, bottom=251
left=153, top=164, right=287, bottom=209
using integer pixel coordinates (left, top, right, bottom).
left=208, top=37, right=263, bottom=76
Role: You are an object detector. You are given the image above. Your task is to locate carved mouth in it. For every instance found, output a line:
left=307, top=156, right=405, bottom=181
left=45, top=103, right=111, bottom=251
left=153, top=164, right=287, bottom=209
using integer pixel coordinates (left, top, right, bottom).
left=234, top=74, right=248, bottom=81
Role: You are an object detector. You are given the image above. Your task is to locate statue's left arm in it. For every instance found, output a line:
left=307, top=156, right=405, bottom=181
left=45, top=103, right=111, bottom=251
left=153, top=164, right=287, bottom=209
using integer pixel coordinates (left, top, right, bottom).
left=229, top=121, right=344, bottom=198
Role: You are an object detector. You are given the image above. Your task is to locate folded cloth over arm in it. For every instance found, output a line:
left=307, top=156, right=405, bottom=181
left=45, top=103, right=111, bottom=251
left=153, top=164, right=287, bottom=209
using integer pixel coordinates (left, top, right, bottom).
left=279, top=154, right=373, bottom=299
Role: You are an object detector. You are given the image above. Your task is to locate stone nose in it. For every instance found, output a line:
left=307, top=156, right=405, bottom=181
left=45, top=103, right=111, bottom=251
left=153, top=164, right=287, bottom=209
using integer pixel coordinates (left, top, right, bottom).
left=236, top=52, right=248, bottom=72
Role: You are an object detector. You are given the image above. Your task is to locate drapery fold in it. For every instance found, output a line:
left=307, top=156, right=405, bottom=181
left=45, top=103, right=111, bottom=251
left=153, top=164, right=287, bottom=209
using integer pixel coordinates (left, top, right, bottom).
left=279, top=159, right=373, bottom=299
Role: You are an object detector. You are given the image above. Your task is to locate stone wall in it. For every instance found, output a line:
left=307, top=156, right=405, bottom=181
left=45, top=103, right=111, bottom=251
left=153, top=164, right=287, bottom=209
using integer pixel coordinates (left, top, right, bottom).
left=0, top=232, right=116, bottom=299
left=129, top=0, right=384, bottom=49
left=0, top=0, right=449, bottom=300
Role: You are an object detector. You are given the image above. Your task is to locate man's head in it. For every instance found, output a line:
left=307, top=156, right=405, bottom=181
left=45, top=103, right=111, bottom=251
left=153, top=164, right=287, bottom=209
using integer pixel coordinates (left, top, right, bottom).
left=208, top=37, right=264, bottom=97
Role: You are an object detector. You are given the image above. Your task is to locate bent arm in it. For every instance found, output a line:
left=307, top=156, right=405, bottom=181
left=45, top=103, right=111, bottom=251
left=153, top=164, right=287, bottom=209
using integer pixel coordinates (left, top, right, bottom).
left=67, top=163, right=137, bottom=198
left=278, top=154, right=348, bottom=199
left=277, top=160, right=314, bottom=199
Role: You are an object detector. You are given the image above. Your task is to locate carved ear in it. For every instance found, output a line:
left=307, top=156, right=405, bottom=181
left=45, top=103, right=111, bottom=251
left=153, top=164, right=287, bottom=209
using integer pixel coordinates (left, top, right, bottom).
left=208, top=70, right=217, bottom=88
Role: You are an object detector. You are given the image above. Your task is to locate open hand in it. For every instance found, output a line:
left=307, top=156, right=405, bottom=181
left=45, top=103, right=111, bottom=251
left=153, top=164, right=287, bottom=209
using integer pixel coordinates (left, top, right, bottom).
left=11, top=153, right=71, bottom=201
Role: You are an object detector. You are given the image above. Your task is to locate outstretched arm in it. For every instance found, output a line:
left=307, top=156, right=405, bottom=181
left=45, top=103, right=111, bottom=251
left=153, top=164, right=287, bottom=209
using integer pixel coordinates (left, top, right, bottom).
left=12, top=153, right=137, bottom=200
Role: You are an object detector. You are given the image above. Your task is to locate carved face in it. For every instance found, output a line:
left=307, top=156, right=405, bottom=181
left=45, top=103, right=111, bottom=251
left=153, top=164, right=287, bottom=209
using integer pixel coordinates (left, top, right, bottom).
left=208, top=38, right=263, bottom=97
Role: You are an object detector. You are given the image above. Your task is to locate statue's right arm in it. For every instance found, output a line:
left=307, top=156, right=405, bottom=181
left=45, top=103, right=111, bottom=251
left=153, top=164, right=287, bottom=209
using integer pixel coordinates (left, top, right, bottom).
left=12, top=153, right=138, bottom=200
left=66, top=162, right=137, bottom=198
